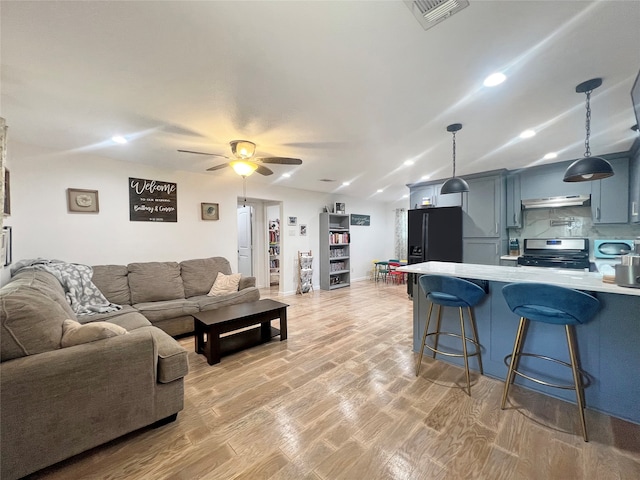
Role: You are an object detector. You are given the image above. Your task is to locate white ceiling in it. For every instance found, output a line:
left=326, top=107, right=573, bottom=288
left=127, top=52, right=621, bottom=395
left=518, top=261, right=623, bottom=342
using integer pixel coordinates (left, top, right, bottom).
left=2, top=1, right=639, bottom=203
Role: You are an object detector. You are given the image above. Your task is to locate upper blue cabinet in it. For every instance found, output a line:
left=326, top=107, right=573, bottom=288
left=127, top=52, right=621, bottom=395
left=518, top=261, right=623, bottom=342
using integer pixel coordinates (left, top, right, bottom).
left=591, top=156, right=629, bottom=224
left=519, top=161, right=591, bottom=199
left=630, top=140, right=640, bottom=224
left=506, top=173, right=521, bottom=228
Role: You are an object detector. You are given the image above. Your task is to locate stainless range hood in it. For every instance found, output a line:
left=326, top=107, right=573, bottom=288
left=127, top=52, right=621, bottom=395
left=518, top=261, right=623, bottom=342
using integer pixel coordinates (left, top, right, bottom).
left=521, top=194, right=591, bottom=209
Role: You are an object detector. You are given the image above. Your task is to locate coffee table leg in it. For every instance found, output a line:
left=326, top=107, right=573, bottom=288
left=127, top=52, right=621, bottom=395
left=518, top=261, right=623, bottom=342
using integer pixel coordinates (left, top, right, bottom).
left=195, top=320, right=205, bottom=354
left=204, top=326, right=221, bottom=365
left=261, top=321, right=271, bottom=342
left=280, top=307, right=287, bottom=341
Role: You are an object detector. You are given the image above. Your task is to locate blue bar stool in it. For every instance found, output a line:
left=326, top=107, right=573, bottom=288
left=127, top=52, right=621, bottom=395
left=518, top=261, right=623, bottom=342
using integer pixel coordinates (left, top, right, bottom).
left=416, top=275, right=486, bottom=396
left=501, top=283, right=600, bottom=442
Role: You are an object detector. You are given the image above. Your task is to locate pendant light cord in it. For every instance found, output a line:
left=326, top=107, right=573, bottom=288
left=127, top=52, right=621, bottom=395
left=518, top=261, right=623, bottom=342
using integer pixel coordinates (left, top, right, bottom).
left=451, top=131, right=457, bottom=177
left=584, top=89, right=592, bottom=158
left=242, top=176, right=247, bottom=207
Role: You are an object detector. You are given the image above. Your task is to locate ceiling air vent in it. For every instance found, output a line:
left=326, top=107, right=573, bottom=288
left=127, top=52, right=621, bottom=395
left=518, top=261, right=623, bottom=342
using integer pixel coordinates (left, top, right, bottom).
left=404, top=0, right=470, bottom=31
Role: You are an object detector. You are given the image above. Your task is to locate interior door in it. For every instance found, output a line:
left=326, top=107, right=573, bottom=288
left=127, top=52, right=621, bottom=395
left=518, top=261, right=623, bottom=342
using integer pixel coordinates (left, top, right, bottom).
left=237, top=206, right=253, bottom=277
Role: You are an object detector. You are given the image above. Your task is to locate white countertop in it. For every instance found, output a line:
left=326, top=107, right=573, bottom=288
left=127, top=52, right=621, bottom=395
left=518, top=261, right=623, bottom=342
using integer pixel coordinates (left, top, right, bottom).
left=500, top=255, right=520, bottom=261
left=397, top=261, right=640, bottom=296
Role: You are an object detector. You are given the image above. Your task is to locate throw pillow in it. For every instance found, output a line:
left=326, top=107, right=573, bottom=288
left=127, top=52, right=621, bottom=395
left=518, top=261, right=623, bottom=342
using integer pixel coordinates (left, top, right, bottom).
left=207, top=272, right=242, bottom=296
left=61, top=319, right=128, bottom=348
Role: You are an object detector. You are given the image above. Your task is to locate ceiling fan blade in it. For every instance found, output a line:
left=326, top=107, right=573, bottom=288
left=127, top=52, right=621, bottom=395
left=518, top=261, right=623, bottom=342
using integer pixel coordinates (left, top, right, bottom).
left=256, top=165, right=274, bottom=176
left=206, top=163, right=230, bottom=172
left=178, top=149, right=228, bottom=158
left=258, top=157, right=303, bottom=165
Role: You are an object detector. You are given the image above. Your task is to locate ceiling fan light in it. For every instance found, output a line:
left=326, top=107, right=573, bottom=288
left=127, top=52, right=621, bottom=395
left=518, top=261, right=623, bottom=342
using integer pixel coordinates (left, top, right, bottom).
left=441, top=177, right=469, bottom=194
left=230, top=160, right=258, bottom=177
left=563, top=156, right=614, bottom=182
left=230, top=140, right=256, bottom=159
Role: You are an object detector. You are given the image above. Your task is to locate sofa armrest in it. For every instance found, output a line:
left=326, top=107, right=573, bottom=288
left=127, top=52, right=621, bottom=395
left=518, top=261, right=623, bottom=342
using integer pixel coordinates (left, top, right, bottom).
left=0, top=331, right=164, bottom=479
left=239, top=276, right=256, bottom=290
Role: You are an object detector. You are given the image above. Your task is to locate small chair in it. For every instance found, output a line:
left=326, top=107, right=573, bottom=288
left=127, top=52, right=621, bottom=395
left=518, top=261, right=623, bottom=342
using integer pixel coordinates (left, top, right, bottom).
left=501, top=283, right=600, bottom=442
left=375, top=260, right=390, bottom=283
left=416, top=275, right=486, bottom=395
left=388, top=261, right=405, bottom=284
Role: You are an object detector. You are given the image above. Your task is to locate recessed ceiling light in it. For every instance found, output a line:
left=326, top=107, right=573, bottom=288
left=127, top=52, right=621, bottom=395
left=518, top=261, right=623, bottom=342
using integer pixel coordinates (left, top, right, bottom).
left=402, top=194, right=408, bottom=198
left=342, top=181, right=350, bottom=186
left=421, top=175, right=431, bottom=180
left=404, top=160, right=415, bottom=166
left=543, top=152, right=558, bottom=160
left=112, top=135, right=127, bottom=144
left=483, top=72, right=506, bottom=87
left=281, top=173, right=291, bottom=178
left=519, top=129, right=536, bottom=139
left=376, top=189, right=383, bottom=193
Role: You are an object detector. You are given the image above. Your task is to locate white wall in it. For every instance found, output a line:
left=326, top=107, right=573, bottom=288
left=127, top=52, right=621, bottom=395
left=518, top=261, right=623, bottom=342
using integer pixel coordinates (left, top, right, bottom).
left=3, top=141, right=397, bottom=293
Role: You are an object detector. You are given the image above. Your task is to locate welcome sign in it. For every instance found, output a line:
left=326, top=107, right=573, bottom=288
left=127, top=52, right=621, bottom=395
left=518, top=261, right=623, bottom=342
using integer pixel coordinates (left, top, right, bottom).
left=129, top=177, right=177, bottom=222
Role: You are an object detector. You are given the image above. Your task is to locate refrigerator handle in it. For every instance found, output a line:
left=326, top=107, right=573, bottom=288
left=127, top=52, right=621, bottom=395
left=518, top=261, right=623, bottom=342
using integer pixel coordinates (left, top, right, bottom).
left=422, top=213, right=428, bottom=261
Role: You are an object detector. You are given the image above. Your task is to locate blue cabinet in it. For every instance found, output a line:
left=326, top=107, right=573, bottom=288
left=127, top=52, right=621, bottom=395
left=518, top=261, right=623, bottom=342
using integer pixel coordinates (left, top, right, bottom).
left=630, top=141, right=639, bottom=223
left=520, top=161, right=591, bottom=199
left=591, top=156, right=629, bottom=224
left=409, top=182, right=463, bottom=208
left=506, top=173, right=521, bottom=228
left=462, top=174, right=504, bottom=238
left=409, top=184, right=438, bottom=209
left=463, top=239, right=502, bottom=265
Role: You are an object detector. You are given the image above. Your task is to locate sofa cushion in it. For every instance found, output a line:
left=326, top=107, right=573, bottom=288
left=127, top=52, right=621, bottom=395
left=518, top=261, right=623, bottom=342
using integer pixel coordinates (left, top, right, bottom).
left=0, top=286, right=67, bottom=361
left=132, top=299, right=199, bottom=323
left=189, top=286, right=261, bottom=311
left=77, top=305, right=139, bottom=324
left=208, top=272, right=241, bottom=296
left=61, top=319, right=128, bottom=348
left=10, top=269, right=77, bottom=320
left=103, top=312, right=152, bottom=331
left=132, top=326, right=189, bottom=383
left=180, top=257, right=233, bottom=298
left=92, top=265, right=131, bottom=305
left=128, top=262, right=185, bottom=304
left=239, top=276, right=256, bottom=290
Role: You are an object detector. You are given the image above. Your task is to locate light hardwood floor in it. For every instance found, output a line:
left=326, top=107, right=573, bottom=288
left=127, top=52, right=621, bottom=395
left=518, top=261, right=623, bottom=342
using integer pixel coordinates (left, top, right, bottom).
left=30, top=281, right=640, bottom=479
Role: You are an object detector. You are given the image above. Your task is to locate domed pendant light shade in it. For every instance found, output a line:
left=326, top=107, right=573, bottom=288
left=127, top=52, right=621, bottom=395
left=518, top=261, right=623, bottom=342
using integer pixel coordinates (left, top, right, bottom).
left=441, top=123, right=469, bottom=194
left=563, top=78, right=614, bottom=182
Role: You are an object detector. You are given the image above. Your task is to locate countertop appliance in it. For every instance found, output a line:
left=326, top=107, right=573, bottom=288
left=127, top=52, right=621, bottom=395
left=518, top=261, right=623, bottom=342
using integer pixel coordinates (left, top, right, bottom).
left=593, top=239, right=635, bottom=273
left=517, top=238, right=590, bottom=270
left=407, top=206, right=463, bottom=296
left=615, top=255, right=640, bottom=288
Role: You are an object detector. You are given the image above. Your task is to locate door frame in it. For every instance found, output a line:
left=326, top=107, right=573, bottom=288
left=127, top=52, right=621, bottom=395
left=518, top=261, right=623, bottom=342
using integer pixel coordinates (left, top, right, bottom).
left=237, top=198, right=283, bottom=292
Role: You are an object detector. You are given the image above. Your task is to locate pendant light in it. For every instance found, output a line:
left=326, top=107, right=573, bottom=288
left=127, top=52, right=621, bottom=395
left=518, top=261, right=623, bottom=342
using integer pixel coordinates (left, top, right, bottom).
left=563, top=78, right=614, bottom=182
left=441, top=123, right=469, bottom=194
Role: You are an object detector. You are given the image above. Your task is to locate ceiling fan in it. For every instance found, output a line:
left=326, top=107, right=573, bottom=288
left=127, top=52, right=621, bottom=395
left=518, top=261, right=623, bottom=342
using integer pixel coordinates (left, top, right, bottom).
left=178, top=140, right=302, bottom=176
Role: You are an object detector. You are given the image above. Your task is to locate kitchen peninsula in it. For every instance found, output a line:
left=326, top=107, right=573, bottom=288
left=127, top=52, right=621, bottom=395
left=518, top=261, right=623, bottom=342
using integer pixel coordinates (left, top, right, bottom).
left=398, top=262, right=640, bottom=424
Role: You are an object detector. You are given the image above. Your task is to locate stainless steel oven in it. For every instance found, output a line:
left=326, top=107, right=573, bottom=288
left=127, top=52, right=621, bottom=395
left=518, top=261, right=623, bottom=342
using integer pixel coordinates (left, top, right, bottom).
left=517, top=238, right=590, bottom=270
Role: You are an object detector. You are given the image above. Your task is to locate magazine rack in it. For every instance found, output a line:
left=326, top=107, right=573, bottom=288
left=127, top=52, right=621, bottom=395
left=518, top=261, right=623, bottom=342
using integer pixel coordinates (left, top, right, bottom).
left=297, top=250, right=313, bottom=294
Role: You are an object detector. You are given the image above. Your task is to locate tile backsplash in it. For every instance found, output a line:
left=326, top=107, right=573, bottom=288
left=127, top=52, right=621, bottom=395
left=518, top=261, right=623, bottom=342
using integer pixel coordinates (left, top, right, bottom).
left=508, top=207, right=640, bottom=241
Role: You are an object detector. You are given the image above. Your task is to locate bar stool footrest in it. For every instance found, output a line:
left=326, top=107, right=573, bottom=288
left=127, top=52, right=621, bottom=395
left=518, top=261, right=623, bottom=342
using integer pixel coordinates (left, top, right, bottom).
left=503, top=353, right=591, bottom=390
left=424, top=332, right=482, bottom=359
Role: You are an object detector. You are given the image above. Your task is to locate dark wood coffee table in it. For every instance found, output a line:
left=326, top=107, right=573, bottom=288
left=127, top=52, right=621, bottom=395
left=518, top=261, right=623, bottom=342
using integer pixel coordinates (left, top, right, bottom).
left=193, top=299, right=289, bottom=365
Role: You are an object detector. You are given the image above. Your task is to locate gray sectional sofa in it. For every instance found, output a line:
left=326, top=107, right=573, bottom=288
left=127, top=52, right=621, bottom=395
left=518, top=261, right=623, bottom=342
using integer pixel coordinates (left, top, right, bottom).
left=89, top=256, right=260, bottom=336
left=0, top=256, right=258, bottom=480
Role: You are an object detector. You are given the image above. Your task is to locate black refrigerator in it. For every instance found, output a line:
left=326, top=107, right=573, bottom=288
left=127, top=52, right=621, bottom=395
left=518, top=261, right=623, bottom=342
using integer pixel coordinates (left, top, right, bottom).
left=407, top=206, right=463, bottom=297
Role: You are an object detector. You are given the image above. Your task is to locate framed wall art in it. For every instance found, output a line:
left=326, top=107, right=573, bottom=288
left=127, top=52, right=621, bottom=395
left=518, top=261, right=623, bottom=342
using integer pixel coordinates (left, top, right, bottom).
left=2, top=225, right=11, bottom=266
left=288, top=216, right=297, bottom=226
left=67, top=188, right=99, bottom=213
left=299, top=224, right=307, bottom=236
left=350, top=213, right=370, bottom=226
left=335, top=202, right=345, bottom=214
left=3, top=169, right=10, bottom=216
left=201, top=202, right=219, bottom=220
left=129, top=177, right=177, bottom=222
